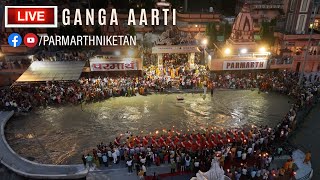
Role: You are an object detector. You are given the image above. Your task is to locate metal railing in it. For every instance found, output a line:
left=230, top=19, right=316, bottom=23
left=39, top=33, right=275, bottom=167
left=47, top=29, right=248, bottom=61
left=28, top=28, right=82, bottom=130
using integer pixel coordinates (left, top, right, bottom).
left=297, top=169, right=313, bottom=180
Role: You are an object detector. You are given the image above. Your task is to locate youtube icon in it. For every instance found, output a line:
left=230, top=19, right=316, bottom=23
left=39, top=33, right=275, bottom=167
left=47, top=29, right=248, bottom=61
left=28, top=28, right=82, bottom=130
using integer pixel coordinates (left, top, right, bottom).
left=23, top=33, right=38, bottom=48
left=5, top=6, right=58, bottom=28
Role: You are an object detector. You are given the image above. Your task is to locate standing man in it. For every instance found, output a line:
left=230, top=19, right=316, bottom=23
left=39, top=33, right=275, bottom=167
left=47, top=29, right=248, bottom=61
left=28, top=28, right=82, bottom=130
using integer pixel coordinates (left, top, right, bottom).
left=126, top=158, right=133, bottom=173
left=142, top=164, right=147, bottom=176
left=102, top=153, right=108, bottom=167
left=81, top=155, right=86, bottom=167
left=86, top=154, right=93, bottom=168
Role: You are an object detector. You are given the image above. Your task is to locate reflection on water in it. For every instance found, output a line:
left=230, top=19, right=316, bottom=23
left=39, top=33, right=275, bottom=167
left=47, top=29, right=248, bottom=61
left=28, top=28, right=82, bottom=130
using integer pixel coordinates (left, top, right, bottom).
left=5, top=90, right=291, bottom=164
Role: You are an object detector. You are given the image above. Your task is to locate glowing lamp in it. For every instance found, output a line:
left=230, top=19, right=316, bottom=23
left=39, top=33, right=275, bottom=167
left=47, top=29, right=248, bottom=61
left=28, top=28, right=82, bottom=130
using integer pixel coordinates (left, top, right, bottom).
left=259, top=47, right=266, bottom=53
left=240, top=48, right=248, bottom=54
left=224, top=48, right=231, bottom=55
left=202, top=39, right=208, bottom=46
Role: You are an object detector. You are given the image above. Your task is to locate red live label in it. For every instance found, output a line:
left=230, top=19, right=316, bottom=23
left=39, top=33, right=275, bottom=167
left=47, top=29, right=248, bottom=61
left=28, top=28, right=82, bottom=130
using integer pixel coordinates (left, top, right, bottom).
left=5, top=6, right=57, bottom=28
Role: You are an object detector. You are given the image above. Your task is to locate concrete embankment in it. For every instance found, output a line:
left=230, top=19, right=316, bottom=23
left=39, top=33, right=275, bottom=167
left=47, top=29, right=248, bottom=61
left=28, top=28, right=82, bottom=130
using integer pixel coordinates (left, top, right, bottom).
left=0, top=111, right=88, bottom=179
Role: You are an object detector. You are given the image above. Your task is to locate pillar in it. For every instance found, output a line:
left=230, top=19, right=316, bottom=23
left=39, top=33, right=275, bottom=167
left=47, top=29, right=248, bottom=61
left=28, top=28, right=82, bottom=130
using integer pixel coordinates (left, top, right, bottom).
left=189, top=53, right=195, bottom=69
left=157, top=53, right=163, bottom=69
left=184, top=0, right=188, bottom=12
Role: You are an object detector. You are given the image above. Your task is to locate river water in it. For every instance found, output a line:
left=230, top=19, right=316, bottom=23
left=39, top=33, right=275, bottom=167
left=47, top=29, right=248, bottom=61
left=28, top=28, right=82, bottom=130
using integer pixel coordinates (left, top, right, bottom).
left=5, top=90, right=291, bottom=164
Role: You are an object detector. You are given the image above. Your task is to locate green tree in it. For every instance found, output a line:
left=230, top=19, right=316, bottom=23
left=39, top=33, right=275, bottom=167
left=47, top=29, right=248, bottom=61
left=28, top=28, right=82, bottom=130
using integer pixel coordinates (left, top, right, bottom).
left=206, top=22, right=217, bottom=48
left=260, top=19, right=276, bottom=46
left=224, top=22, right=232, bottom=40
left=206, top=22, right=231, bottom=47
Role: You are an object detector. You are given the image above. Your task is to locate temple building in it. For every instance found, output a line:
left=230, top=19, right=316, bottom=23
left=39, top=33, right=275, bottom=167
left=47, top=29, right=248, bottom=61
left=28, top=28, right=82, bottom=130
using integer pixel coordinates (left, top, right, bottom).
left=226, top=4, right=257, bottom=52
left=208, top=4, right=270, bottom=71
left=272, top=0, right=320, bottom=72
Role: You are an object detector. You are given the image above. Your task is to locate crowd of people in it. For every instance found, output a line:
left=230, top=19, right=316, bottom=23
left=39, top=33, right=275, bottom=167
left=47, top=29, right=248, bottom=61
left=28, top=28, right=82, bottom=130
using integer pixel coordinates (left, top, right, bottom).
left=79, top=71, right=319, bottom=179
left=33, top=50, right=94, bottom=61
left=0, top=69, right=318, bottom=179
left=1, top=71, right=318, bottom=112
left=0, top=73, right=318, bottom=180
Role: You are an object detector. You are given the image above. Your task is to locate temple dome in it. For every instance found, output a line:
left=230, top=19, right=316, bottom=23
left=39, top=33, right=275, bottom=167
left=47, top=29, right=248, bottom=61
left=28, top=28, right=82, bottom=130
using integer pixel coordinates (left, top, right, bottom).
left=229, top=4, right=254, bottom=42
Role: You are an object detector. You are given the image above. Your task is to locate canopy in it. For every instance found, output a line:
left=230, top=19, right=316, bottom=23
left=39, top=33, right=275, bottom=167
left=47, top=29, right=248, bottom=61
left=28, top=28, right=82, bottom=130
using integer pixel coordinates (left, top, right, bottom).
left=16, top=61, right=85, bottom=82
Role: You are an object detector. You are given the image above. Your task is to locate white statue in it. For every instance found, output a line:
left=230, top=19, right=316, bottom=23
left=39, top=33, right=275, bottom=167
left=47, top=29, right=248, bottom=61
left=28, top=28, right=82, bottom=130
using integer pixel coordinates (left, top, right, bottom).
left=192, top=159, right=228, bottom=180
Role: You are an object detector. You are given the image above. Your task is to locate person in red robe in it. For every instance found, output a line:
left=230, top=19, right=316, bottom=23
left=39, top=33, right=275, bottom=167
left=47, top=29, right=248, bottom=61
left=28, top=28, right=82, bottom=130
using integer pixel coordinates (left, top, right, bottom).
left=143, top=136, right=149, bottom=146
left=135, top=136, right=141, bottom=145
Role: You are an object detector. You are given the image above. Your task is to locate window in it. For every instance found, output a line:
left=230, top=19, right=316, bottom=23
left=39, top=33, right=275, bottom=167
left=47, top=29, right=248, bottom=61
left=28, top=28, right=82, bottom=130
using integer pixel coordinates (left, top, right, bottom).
left=286, top=42, right=295, bottom=46
left=296, top=14, right=307, bottom=34
left=290, top=0, right=296, bottom=11
left=286, top=13, right=293, bottom=32
left=299, top=0, right=310, bottom=13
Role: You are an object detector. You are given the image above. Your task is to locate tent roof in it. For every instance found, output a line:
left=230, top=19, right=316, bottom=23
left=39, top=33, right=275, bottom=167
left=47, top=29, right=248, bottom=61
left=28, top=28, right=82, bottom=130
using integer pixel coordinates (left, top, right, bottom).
left=16, top=61, right=85, bottom=82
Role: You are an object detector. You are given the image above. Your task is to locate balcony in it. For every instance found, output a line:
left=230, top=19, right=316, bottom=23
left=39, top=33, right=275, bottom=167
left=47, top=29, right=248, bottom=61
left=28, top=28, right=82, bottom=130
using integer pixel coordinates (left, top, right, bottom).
left=269, top=56, right=293, bottom=69
left=292, top=54, right=320, bottom=61
left=274, top=32, right=320, bottom=40
left=177, top=24, right=206, bottom=32
left=176, top=12, right=221, bottom=23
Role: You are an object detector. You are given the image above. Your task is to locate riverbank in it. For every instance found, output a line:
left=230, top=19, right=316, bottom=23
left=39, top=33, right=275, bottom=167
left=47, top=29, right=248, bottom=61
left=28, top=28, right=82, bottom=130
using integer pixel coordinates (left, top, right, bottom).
left=0, top=111, right=88, bottom=180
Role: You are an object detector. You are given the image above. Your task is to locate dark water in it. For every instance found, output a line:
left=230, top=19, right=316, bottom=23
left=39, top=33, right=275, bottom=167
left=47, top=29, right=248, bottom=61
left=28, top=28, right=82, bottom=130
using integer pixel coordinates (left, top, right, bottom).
left=5, top=90, right=291, bottom=165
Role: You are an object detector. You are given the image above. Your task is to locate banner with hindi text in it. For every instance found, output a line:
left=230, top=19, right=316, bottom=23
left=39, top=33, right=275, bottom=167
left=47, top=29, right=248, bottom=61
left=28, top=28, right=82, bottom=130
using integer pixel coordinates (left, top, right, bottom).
left=90, top=60, right=138, bottom=71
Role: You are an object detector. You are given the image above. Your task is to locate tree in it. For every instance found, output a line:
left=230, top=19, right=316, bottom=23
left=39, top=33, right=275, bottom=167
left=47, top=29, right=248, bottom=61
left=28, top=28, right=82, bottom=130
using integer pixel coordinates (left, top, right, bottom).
left=206, top=22, right=217, bottom=48
left=206, top=22, right=230, bottom=48
left=260, top=19, right=276, bottom=46
left=224, top=22, right=232, bottom=40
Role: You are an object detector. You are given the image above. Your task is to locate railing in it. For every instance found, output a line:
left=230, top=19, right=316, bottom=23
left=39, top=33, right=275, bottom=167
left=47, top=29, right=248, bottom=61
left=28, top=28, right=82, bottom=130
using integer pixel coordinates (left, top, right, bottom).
left=269, top=64, right=293, bottom=69
left=296, top=169, right=313, bottom=180
left=224, top=52, right=270, bottom=59
left=292, top=54, right=320, bottom=61
left=176, top=12, right=221, bottom=20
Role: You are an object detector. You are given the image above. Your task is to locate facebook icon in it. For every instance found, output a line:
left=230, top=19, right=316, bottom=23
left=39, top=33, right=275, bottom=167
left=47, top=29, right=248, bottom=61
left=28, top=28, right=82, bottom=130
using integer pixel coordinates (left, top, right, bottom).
left=8, top=33, right=22, bottom=47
